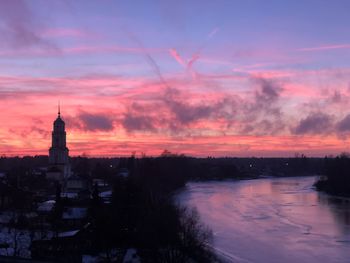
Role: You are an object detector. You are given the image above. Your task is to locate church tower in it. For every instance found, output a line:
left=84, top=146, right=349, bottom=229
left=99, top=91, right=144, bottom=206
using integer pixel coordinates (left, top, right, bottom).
left=47, top=104, right=70, bottom=180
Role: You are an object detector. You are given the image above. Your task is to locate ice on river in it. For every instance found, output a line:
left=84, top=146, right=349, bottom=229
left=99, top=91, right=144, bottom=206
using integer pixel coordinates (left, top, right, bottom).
left=177, top=177, right=350, bottom=263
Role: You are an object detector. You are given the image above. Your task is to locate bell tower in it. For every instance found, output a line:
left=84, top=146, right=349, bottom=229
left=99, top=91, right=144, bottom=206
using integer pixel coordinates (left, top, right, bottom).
left=48, top=103, right=70, bottom=180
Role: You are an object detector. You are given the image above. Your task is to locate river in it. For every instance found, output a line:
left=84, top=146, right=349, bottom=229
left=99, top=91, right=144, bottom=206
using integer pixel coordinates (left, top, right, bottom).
left=177, top=176, right=350, bottom=263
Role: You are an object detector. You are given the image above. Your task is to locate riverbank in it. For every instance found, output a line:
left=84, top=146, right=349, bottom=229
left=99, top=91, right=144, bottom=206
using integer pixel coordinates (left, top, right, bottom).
left=314, top=179, right=350, bottom=198
left=314, top=154, right=350, bottom=198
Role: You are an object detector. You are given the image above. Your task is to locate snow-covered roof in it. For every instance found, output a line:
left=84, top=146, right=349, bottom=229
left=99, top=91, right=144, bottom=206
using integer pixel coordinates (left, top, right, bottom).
left=118, top=168, right=129, bottom=178
left=100, top=190, right=112, bottom=198
left=58, top=229, right=79, bottom=238
left=118, top=172, right=129, bottom=178
left=37, top=200, right=56, bottom=212
left=61, top=192, right=79, bottom=198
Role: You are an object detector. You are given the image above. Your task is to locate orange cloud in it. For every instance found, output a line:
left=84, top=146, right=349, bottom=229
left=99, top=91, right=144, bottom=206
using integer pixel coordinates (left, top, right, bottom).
left=1, top=65, right=350, bottom=157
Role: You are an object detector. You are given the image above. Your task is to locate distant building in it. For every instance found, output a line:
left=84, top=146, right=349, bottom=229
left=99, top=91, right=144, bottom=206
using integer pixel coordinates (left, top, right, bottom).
left=117, top=168, right=129, bottom=178
left=66, top=175, right=89, bottom=192
left=47, top=105, right=71, bottom=181
left=31, top=223, right=92, bottom=262
left=62, top=175, right=90, bottom=200
left=37, top=200, right=56, bottom=214
left=62, top=207, right=88, bottom=228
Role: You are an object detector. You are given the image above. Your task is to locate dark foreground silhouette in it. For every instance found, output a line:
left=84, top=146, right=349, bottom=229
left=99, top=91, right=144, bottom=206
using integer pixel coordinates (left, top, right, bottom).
left=315, top=154, right=350, bottom=197
left=0, top=155, right=219, bottom=262
left=81, top=156, right=218, bottom=262
left=0, top=153, right=347, bottom=261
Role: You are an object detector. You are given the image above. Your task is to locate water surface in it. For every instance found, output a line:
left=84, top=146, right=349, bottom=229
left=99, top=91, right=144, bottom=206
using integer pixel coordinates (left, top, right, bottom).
left=177, top=177, right=350, bottom=263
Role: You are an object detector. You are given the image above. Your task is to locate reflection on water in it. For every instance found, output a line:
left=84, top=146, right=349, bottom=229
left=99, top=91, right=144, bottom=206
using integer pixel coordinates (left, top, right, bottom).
left=177, top=177, right=350, bottom=263
left=318, top=195, right=350, bottom=229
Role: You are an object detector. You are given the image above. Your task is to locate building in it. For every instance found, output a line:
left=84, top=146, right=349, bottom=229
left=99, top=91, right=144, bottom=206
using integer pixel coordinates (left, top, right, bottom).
left=61, top=207, right=88, bottom=228
left=62, top=175, right=90, bottom=200
left=31, top=223, right=92, bottom=262
left=66, top=175, right=89, bottom=192
left=47, top=105, right=71, bottom=181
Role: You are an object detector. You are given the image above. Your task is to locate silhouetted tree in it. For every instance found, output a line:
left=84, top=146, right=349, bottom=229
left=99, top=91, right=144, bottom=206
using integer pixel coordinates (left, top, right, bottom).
left=315, top=153, right=350, bottom=196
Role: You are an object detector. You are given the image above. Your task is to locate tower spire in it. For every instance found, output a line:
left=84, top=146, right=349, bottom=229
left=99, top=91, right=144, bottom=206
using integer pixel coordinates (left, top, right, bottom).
left=58, top=101, right=60, bottom=117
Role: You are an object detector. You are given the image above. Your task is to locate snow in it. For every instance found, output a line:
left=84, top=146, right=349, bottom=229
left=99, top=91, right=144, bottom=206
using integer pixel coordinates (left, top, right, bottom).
left=0, top=228, right=31, bottom=258
left=123, top=248, right=140, bottom=263
left=0, top=224, right=53, bottom=258
left=37, top=200, right=55, bottom=212
left=61, top=192, right=78, bottom=198
left=58, top=229, right=79, bottom=238
left=100, top=190, right=112, bottom=198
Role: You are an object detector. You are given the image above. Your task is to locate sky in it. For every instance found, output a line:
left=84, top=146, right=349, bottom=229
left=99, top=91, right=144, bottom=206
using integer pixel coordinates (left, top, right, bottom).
left=1, top=0, right=350, bottom=157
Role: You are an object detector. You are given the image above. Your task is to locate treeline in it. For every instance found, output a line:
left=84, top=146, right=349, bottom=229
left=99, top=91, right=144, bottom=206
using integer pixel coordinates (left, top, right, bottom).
left=0, top=155, right=332, bottom=189
left=0, top=154, right=326, bottom=182
left=315, top=153, right=350, bottom=196
left=85, top=156, right=218, bottom=262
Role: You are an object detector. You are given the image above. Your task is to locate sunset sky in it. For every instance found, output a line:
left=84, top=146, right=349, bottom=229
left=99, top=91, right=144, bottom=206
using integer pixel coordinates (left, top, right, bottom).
left=1, top=0, right=350, bottom=157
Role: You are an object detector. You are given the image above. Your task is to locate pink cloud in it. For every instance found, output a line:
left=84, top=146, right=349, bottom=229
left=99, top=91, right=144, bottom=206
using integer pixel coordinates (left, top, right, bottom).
left=1, top=64, right=350, bottom=157
left=282, top=83, right=321, bottom=98
left=168, top=48, right=200, bottom=79
left=64, top=45, right=165, bottom=55
left=2, top=133, right=347, bottom=157
left=169, top=48, right=186, bottom=67
left=40, top=28, right=95, bottom=39
left=298, top=44, right=350, bottom=52
left=248, top=70, right=294, bottom=79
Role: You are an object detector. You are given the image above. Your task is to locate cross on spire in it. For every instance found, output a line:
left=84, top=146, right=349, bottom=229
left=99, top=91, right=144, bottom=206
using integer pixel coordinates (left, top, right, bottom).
left=58, top=101, right=60, bottom=117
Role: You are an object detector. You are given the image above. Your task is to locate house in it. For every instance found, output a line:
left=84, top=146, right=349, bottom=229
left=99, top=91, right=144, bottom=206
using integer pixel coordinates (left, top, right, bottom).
left=57, top=175, right=91, bottom=201
left=46, top=166, right=64, bottom=182
left=60, top=192, right=79, bottom=199
left=92, top=178, right=109, bottom=188
left=37, top=200, right=55, bottom=214
left=66, top=175, right=89, bottom=192
left=31, top=223, right=92, bottom=262
left=61, top=207, right=88, bottom=228
left=117, top=168, right=129, bottom=178
left=100, top=190, right=112, bottom=204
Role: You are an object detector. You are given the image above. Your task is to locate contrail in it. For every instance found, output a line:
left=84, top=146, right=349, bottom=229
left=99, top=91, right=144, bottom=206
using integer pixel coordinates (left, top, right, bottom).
left=123, top=28, right=169, bottom=88
left=168, top=27, right=220, bottom=80
left=208, top=27, right=220, bottom=39
left=169, top=48, right=186, bottom=67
